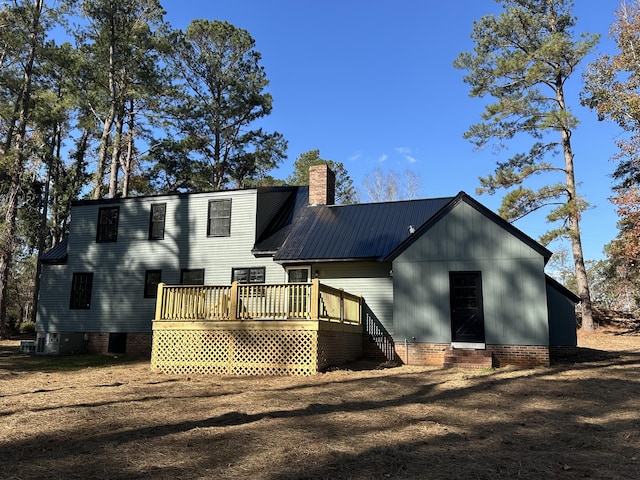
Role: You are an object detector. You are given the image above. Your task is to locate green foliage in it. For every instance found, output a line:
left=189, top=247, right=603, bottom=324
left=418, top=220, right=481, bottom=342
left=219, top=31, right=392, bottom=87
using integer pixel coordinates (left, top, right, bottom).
left=0, top=3, right=289, bottom=333
left=72, top=0, right=170, bottom=199
left=287, top=150, right=359, bottom=204
left=455, top=0, right=599, bottom=329
left=455, top=0, right=598, bottom=232
left=582, top=2, right=640, bottom=274
left=19, top=321, right=36, bottom=334
left=153, top=19, right=287, bottom=192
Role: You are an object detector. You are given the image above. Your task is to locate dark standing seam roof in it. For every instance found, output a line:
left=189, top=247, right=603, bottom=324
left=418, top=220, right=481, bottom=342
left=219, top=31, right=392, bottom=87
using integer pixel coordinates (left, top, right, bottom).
left=252, top=187, right=310, bottom=255
left=40, top=238, right=68, bottom=264
left=273, top=196, right=454, bottom=262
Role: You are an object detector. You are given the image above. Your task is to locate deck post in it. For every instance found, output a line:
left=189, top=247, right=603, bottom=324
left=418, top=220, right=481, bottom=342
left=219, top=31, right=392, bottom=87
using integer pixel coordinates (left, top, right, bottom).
left=310, top=278, right=320, bottom=320
left=340, top=288, right=344, bottom=323
left=154, top=282, right=165, bottom=320
left=230, top=281, right=239, bottom=320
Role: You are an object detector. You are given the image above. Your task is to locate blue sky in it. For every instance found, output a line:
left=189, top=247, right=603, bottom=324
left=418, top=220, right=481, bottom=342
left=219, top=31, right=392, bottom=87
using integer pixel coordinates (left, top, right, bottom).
left=161, top=0, right=623, bottom=262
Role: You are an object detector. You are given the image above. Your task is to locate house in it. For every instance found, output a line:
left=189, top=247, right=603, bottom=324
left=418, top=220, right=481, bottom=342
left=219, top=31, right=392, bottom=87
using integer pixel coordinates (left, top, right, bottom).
left=36, top=165, right=578, bottom=373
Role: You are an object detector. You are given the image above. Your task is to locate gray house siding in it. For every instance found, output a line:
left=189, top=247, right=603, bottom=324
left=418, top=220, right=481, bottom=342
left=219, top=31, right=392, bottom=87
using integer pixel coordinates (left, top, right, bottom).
left=313, top=261, right=394, bottom=335
left=392, top=200, right=549, bottom=345
left=37, top=189, right=286, bottom=334
left=547, top=280, right=578, bottom=346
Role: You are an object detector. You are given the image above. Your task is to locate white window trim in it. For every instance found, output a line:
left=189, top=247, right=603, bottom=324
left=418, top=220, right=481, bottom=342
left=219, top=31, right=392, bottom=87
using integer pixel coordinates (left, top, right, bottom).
left=285, top=265, right=311, bottom=283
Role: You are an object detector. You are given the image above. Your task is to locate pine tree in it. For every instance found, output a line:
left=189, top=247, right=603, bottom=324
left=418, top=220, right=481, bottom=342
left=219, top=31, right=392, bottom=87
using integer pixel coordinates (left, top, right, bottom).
left=454, top=0, right=599, bottom=330
left=153, top=20, right=286, bottom=192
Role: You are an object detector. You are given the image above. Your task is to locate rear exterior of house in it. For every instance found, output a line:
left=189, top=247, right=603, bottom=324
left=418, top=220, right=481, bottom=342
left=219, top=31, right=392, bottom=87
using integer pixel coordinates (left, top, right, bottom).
left=389, top=195, right=557, bottom=366
left=36, top=165, right=579, bottom=371
left=36, top=187, right=301, bottom=355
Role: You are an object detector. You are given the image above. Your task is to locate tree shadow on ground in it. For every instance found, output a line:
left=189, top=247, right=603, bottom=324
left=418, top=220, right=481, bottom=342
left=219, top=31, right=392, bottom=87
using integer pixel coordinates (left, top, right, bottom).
left=0, top=342, right=147, bottom=373
left=551, top=346, right=623, bottom=365
left=2, top=349, right=640, bottom=479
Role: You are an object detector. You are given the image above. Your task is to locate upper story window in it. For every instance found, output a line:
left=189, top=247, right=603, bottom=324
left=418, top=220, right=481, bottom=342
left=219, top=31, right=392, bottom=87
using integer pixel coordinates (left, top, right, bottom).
left=149, top=203, right=166, bottom=240
left=96, top=206, right=119, bottom=243
left=207, top=199, right=231, bottom=237
left=232, top=267, right=266, bottom=284
left=70, top=272, right=93, bottom=309
left=180, top=268, right=205, bottom=285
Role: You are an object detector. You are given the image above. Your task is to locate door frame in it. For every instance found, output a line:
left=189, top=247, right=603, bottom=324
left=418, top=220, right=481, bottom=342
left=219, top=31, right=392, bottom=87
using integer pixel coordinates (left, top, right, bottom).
left=449, top=271, right=486, bottom=347
left=285, top=265, right=311, bottom=283
left=285, top=266, right=312, bottom=318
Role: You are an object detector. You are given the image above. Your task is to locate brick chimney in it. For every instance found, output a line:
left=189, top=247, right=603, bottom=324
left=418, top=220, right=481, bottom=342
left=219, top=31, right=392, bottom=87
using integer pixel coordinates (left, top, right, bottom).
left=308, top=164, right=335, bottom=205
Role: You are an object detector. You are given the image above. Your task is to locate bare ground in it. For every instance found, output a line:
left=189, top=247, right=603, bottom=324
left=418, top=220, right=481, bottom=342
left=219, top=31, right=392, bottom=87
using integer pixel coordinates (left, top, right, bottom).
left=1, top=327, right=639, bottom=480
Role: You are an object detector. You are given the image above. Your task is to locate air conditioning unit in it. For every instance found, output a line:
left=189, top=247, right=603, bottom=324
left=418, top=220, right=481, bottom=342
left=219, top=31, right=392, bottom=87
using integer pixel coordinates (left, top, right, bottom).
left=36, top=333, right=86, bottom=355
left=19, top=340, right=36, bottom=354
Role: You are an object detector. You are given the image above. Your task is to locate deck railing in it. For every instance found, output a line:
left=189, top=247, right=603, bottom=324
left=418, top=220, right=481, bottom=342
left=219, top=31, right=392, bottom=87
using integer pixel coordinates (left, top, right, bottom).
left=154, top=278, right=361, bottom=325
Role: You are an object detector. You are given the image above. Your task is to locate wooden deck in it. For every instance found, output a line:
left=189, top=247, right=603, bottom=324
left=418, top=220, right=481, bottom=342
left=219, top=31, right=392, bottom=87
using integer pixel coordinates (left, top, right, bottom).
left=151, top=279, right=364, bottom=376
left=154, top=278, right=362, bottom=323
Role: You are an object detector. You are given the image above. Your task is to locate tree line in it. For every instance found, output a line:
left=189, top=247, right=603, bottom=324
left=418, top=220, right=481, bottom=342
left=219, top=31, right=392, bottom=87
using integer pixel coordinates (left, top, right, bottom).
left=1, top=0, right=639, bottom=337
left=0, top=0, right=291, bottom=336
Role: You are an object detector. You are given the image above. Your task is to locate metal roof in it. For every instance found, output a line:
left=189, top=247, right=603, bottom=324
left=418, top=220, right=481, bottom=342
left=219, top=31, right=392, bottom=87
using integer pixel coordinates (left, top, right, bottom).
left=40, top=238, right=68, bottom=264
left=274, top=196, right=454, bottom=262
left=252, top=187, right=309, bottom=255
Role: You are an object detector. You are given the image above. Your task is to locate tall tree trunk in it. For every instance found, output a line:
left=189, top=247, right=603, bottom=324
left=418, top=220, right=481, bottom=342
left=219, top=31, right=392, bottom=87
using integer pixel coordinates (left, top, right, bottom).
left=92, top=107, right=115, bottom=199
left=557, top=82, right=595, bottom=331
left=108, top=113, right=123, bottom=198
left=31, top=166, right=50, bottom=325
left=93, top=9, right=119, bottom=200
left=121, top=100, right=135, bottom=198
left=0, top=0, right=43, bottom=338
left=54, top=129, right=90, bottom=245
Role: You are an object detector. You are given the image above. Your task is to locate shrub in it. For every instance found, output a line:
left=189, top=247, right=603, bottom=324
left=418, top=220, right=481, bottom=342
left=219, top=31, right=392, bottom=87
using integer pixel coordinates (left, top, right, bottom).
left=19, top=321, right=36, bottom=334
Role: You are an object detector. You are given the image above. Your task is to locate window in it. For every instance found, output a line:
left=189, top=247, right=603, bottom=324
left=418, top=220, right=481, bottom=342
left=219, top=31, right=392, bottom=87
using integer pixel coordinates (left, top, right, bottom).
left=96, top=206, right=119, bottom=242
left=232, top=267, right=266, bottom=284
left=207, top=199, right=231, bottom=237
left=286, top=266, right=311, bottom=283
left=70, top=272, right=93, bottom=309
left=144, top=270, right=162, bottom=298
left=149, top=203, right=166, bottom=240
left=180, top=268, right=205, bottom=285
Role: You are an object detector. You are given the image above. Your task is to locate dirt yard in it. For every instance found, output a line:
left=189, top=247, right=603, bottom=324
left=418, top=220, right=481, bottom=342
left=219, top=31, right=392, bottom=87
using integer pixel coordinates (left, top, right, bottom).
left=1, top=327, right=639, bottom=480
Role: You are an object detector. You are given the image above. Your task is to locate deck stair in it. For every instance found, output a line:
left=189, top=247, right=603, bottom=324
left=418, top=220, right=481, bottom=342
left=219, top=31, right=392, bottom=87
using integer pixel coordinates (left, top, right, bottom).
left=443, top=348, right=493, bottom=369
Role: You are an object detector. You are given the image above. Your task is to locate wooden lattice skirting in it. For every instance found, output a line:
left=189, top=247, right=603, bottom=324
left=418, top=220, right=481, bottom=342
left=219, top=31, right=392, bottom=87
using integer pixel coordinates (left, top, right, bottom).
left=151, top=320, right=363, bottom=376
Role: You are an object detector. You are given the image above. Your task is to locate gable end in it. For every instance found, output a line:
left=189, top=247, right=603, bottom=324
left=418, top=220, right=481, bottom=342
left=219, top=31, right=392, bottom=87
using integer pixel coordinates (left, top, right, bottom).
left=384, top=191, right=552, bottom=263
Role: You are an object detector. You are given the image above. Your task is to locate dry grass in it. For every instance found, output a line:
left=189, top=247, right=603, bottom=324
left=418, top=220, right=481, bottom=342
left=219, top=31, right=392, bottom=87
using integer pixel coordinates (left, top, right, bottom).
left=1, top=328, right=639, bottom=480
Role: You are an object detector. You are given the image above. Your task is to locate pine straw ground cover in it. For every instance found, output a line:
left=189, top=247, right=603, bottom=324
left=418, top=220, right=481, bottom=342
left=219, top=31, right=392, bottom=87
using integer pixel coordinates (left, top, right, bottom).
left=0, top=327, right=639, bottom=480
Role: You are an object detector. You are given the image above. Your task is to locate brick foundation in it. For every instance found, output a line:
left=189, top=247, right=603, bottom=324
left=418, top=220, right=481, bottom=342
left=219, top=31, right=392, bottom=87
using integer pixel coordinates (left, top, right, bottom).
left=86, top=333, right=109, bottom=354
left=487, top=344, right=550, bottom=367
left=391, top=342, right=551, bottom=367
left=549, top=345, right=582, bottom=364
left=394, top=343, right=449, bottom=366
left=86, top=333, right=152, bottom=355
